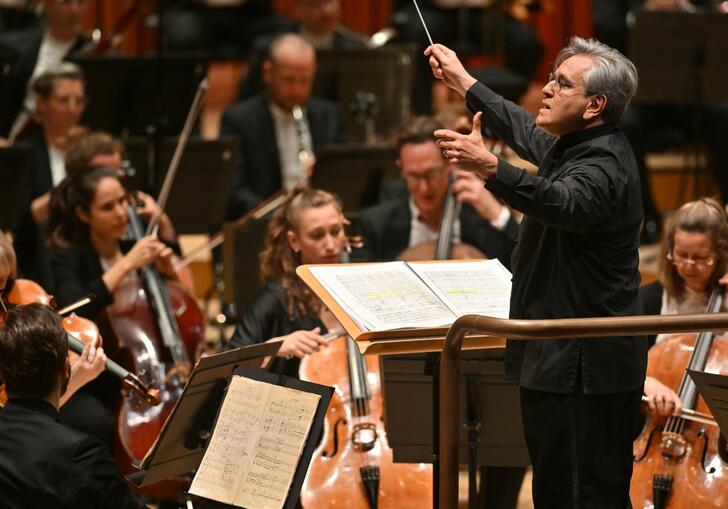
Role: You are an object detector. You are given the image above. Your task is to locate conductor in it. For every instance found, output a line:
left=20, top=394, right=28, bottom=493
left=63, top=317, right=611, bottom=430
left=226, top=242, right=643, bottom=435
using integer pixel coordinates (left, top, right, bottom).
left=427, top=37, right=646, bottom=508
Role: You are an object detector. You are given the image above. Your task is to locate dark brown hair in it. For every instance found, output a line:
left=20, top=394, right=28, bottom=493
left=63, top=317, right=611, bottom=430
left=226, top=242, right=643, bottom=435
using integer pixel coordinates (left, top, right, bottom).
left=395, top=116, right=443, bottom=159
left=259, top=187, right=343, bottom=320
left=0, top=303, right=67, bottom=398
left=47, top=166, right=122, bottom=249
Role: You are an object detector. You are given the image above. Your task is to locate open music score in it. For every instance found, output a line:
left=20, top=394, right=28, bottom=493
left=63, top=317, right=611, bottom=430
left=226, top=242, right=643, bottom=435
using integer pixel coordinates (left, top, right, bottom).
left=297, top=259, right=512, bottom=352
left=189, top=375, right=320, bottom=509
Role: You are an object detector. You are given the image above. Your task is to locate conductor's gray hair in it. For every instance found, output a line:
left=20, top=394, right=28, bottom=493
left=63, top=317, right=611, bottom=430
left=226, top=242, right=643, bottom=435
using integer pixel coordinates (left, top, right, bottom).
left=554, top=36, right=638, bottom=125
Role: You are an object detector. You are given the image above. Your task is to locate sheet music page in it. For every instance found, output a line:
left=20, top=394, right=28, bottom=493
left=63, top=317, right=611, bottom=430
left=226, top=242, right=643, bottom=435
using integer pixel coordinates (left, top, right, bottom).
left=408, top=259, right=512, bottom=318
left=308, top=262, right=457, bottom=331
left=189, top=376, right=320, bottom=509
left=237, top=384, right=320, bottom=509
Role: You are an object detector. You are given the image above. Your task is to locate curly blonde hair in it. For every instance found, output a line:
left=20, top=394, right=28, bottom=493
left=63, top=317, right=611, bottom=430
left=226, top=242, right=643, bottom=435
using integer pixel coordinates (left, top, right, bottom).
left=259, top=187, right=343, bottom=321
left=659, top=198, right=728, bottom=299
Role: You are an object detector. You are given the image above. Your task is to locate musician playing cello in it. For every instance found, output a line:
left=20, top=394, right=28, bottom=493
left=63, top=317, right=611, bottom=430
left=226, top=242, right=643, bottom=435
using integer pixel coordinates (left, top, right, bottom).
left=225, top=187, right=345, bottom=378
left=354, top=116, right=518, bottom=266
left=428, top=37, right=644, bottom=507
left=640, top=198, right=728, bottom=416
left=0, top=303, right=146, bottom=509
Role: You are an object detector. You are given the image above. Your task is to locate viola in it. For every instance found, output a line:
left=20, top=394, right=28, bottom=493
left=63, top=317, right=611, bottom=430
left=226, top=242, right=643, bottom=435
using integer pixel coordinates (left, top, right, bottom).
left=631, top=286, right=728, bottom=509
left=0, top=278, right=159, bottom=406
left=300, top=334, right=432, bottom=508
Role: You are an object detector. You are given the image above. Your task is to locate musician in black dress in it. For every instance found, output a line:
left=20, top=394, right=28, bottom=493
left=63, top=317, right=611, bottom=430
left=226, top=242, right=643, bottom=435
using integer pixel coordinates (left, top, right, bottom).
left=226, top=187, right=347, bottom=378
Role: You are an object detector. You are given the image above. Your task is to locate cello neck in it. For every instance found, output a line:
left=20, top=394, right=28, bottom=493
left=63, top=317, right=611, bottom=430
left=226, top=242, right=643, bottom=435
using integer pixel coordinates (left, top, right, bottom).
left=434, top=179, right=460, bottom=261
left=676, top=285, right=723, bottom=410
left=346, top=336, right=371, bottom=417
left=126, top=205, right=191, bottom=366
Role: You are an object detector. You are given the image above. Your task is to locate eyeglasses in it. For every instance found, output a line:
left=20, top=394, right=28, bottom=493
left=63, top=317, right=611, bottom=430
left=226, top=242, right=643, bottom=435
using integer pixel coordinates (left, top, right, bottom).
left=667, top=251, right=716, bottom=268
left=402, top=168, right=444, bottom=185
left=547, top=73, right=593, bottom=95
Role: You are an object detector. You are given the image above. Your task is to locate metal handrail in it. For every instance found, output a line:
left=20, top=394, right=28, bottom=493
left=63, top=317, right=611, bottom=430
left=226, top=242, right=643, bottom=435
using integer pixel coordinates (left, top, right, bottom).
left=439, top=312, right=728, bottom=509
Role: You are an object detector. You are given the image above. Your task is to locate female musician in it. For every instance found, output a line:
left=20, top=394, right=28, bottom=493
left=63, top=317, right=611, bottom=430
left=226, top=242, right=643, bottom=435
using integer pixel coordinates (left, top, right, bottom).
left=47, top=166, right=178, bottom=320
left=225, top=187, right=345, bottom=378
left=46, top=166, right=177, bottom=448
left=640, top=198, right=728, bottom=416
left=0, top=231, right=106, bottom=407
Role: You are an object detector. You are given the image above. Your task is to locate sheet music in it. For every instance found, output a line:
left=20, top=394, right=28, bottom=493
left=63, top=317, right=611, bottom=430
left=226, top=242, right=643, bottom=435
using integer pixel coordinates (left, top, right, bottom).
left=190, top=376, right=320, bottom=509
left=408, top=259, right=512, bottom=318
left=309, top=262, right=457, bottom=331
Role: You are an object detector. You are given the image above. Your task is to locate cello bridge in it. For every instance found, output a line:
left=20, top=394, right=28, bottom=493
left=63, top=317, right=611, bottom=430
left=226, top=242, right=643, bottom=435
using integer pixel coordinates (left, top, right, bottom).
left=352, top=423, right=378, bottom=452
left=660, top=431, right=687, bottom=460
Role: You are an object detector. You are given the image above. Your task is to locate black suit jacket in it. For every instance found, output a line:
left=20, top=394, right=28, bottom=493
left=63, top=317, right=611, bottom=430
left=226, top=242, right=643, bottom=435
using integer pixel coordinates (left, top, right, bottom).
left=0, top=20, right=85, bottom=137
left=221, top=93, right=344, bottom=217
left=0, top=398, right=145, bottom=509
left=236, top=24, right=368, bottom=101
left=353, top=197, right=519, bottom=268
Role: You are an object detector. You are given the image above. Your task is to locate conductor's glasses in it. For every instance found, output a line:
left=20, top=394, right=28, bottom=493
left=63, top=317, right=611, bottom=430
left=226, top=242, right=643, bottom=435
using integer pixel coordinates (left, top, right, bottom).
left=667, top=251, right=716, bottom=268
left=547, top=73, right=591, bottom=95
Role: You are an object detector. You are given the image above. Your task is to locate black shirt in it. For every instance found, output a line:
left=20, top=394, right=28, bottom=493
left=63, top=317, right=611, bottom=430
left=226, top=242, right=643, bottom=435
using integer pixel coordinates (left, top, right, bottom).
left=466, top=81, right=647, bottom=394
left=0, top=398, right=145, bottom=509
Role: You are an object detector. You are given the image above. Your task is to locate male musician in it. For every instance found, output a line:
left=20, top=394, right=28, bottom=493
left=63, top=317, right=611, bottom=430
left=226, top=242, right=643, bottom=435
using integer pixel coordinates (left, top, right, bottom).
left=236, top=0, right=368, bottom=101
left=428, top=37, right=645, bottom=507
left=354, top=116, right=518, bottom=268
left=0, top=0, right=88, bottom=139
left=222, top=33, right=345, bottom=218
left=0, top=303, right=146, bottom=509
left=12, top=62, right=86, bottom=293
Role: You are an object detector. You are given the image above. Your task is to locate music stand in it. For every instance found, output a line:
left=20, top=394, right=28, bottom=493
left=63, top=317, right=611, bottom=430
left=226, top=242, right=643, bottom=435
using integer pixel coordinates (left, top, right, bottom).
left=687, top=368, right=728, bottom=436
left=72, top=55, right=208, bottom=137
left=130, top=342, right=281, bottom=487
left=123, top=136, right=237, bottom=234
left=0, top=146, right=33, bottom=231
left=380, top=349, right=529, bottom=466
left=629, top=11, right=728, bottom=198
left=222, top=212, right=273, bottom=312
left=310, top=143, right=398, bottom=215
left=314, top=48, right=412, bottom=143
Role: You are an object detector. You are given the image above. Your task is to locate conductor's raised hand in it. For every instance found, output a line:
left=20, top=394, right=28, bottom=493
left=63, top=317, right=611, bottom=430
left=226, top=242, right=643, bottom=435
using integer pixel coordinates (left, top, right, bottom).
left=435, top=112, right=498, bottom=179
left=424, top=44, right=477, bottom=98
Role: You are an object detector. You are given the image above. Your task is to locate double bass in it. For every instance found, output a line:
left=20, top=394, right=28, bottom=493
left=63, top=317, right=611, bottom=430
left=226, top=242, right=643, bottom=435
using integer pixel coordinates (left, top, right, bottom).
left=631, top=286, right=728, bottom=508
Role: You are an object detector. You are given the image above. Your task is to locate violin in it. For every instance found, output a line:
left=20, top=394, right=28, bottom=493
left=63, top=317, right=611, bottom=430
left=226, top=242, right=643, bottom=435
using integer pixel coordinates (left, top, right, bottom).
left=299, top=334, right=432, bottom=508
left=631, top=285, right=728, bottom=508
left=0, top=278, right=160, bottom=406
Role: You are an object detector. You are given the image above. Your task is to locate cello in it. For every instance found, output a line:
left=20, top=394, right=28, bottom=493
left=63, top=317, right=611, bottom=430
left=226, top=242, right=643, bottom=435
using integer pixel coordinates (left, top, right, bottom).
left=631, top=285, right=728, bottom=508
left=96, top=80, right=208, bottom=500
left=299, top=333, right=433, bottom=509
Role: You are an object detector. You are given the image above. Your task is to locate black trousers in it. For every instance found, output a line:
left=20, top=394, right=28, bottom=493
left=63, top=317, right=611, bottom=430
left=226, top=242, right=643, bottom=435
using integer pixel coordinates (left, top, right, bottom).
left=520, top=385, right=642, bottom=509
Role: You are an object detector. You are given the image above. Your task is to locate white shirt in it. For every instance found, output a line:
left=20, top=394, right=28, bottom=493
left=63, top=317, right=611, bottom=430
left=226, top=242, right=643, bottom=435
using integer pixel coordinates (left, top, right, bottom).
left=269, top=101, right=312, bottom=190
left=47, top=144, right=66, bottom=186
left=408, top=197, right=462, bottom=248
left=656, top=286, right=728, bottom=344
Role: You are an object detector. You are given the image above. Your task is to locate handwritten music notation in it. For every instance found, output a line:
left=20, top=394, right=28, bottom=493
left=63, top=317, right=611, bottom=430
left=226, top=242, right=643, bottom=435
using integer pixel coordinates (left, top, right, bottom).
left=189, top=375, right=320, bottom=509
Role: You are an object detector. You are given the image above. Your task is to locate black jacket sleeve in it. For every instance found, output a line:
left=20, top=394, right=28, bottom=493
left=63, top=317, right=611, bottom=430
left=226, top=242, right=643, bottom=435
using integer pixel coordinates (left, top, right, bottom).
left=50, top=247, right=114, bottom=320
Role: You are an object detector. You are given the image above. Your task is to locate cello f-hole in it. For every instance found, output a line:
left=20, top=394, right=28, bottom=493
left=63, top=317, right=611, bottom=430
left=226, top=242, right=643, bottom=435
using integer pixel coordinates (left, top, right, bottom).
left=698, top=429, right=716, bottom=473
left=322, top=418, right=346, bottom=458
left=634, top=425, right=662, bottom=462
